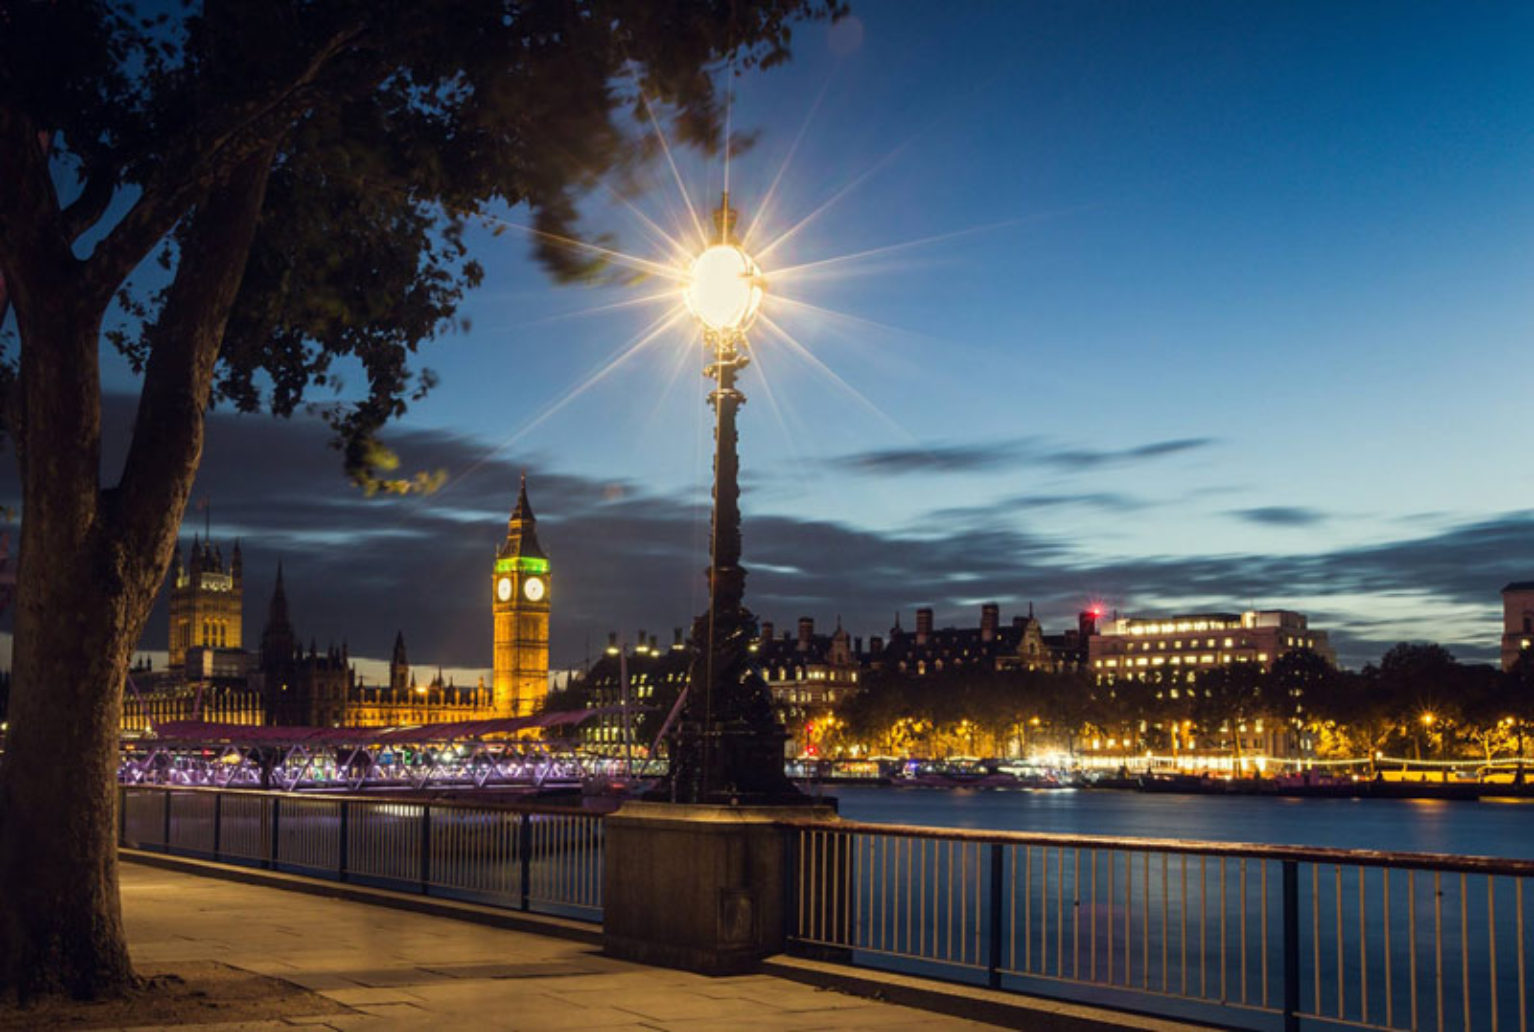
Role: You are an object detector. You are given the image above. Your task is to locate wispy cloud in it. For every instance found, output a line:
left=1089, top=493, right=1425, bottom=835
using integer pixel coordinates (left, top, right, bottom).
left=1038, top=437, right=1216, bottom=471
left=827, top=436, right=1218, bottom=478
left=826, top=439, right=1031, bottom=475
left=1232, top=506, right=1327, bottom=527
left=926, top=491, right=1150, bottom=524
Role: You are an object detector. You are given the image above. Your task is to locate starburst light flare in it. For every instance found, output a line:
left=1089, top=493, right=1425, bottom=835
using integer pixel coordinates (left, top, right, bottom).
left=683, top=243, right=765, bottom=332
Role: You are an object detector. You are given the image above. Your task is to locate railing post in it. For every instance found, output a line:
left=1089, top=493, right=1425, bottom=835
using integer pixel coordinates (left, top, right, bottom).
left=269, top=796, right=281, bottom=871
left=781, top=825, right=798, bottom=949
left=519, top=812, right=533, bottom=911
left=337, top=800, right=349, bottom=883
left=989, top=842, right=1005, bottom=989
left=1282, top=859, right=1300, bottom=1032
left=212, top=791, right=223, bottom=861
left=162, top=787, right=172, bottom=851
left=419, top=804, right=431, bottom=895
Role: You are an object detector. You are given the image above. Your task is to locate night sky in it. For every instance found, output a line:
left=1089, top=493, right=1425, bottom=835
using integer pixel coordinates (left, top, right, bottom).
left=20, top=2, right=1534, bottom=682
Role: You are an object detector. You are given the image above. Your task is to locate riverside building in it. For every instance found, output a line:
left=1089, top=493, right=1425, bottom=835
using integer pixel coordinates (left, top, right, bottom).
left=1088, top=609, right=1335, bottom=685
left=1501, top=582, right=1534, bottom=672
left=1084, top=608, right=1335, bottom=772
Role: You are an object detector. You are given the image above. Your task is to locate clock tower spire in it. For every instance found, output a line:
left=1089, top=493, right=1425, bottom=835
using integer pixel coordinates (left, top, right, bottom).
left=492, top=472, right=551, bottom=719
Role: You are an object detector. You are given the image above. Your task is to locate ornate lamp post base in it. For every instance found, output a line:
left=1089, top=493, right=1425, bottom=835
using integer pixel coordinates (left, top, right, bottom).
left=667, top=596, right=800, bottom=803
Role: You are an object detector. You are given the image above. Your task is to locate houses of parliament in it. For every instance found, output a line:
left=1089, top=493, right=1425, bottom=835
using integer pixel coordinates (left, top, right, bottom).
left=123, top=477, right=551, bottom=733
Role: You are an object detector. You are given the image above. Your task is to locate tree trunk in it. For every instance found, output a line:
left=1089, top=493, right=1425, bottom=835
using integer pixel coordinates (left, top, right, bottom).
left=0, top=282, right=140, bottom=998
left=0, top=536, right=138, bottom=1000
left=0, top=147, right=273, bottom=1001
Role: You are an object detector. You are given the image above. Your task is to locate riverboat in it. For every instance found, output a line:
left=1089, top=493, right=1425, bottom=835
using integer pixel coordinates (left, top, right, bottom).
left=895, top=758, right=1069, bottom=790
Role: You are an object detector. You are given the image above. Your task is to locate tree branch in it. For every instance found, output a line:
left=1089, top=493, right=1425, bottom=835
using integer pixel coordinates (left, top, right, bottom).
left=82, top=20, right=368, bottom=304
left=107, top=146, right=276, bottom=598
left=0, top=107, right=72, bottom=292
left=58, top=167, right=115, bottom=245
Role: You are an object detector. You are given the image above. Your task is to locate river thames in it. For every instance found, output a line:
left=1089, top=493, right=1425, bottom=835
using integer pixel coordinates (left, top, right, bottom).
left=829, top=785, right=1534, bottom=858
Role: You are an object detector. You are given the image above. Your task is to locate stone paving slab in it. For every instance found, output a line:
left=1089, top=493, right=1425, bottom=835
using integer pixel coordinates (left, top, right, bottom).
left=121, top=864, right=1008, bottom=1031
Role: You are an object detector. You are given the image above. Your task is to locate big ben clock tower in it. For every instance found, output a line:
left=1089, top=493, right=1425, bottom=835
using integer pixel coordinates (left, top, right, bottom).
left=492, top=474, right=550, bottom=719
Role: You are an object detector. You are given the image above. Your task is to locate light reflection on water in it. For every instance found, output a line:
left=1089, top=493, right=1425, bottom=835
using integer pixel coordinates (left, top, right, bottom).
left=830, top=786, right=1534, bottom=859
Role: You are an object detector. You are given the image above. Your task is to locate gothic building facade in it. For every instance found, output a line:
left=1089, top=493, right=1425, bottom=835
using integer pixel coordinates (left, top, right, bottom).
left=127, top=477, right=553, bottom=733
left=124, top=536, right=264, bottom=733
left=168, top=537, right=244, bottom=666
left=257, top=477, right=550, bottom=727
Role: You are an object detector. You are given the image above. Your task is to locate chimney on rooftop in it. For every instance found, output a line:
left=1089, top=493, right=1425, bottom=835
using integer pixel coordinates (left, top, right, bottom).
left=981, top=603, right=999, bottom=643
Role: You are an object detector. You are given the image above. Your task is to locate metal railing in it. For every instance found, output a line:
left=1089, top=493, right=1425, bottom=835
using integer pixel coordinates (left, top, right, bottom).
left=119, top=785, right=603, bottom=921
left=784, top=819, right=1534, bottom=1032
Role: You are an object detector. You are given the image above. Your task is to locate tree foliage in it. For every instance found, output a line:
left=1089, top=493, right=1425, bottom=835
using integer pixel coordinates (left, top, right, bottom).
left=4, top=0, right=842, bottom=482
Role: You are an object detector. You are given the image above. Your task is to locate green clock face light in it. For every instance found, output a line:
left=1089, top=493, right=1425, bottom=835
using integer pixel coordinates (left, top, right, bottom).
left=523, top=576, right=546, bottom=602
left=495, top=556, right=549, bottom=575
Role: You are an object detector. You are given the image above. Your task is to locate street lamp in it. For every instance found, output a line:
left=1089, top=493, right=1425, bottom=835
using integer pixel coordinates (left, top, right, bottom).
left=664, top=193, right=799, bottom=805
left=684, top=242, right=764, bottom=333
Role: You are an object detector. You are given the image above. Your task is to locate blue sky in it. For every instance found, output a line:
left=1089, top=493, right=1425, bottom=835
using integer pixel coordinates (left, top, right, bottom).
left=79, top=1, right=1534, bottom=676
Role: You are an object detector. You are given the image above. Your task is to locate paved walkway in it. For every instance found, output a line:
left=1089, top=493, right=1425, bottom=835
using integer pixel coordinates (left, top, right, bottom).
left=121, top=863, right=1008, bottom=1031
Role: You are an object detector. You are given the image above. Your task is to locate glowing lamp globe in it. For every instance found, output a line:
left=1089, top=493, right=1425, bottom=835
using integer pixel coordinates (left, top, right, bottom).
left=684, top=244, right=765, bottom=332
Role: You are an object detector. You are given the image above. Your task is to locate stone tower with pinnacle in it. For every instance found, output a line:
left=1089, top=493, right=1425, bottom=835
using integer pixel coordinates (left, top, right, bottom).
left=491, top=473, right=551, bottom=719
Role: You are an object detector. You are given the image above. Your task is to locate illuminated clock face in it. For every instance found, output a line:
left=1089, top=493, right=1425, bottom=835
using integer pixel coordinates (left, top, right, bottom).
left=523, top=576, right=546, bottom=602
left=496, top=576, right=513, bottom=602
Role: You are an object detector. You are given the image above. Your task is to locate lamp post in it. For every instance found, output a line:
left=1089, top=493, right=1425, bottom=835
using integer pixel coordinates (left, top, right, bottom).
left=665, top=193, right=800, bottom=805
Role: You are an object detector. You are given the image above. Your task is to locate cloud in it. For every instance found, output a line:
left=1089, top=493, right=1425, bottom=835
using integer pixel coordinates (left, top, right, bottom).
left=826, top=440, right=1030, bottom=475
left=1038, top=437, right=1217, bottom=472
left=925, top=491, right=1149, bottom=525
left=1231, top=506, right=1327, bottom=527
left=0, top=396, right=1521, bottom=675
left=827, top=436, right=1218, bottom=478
